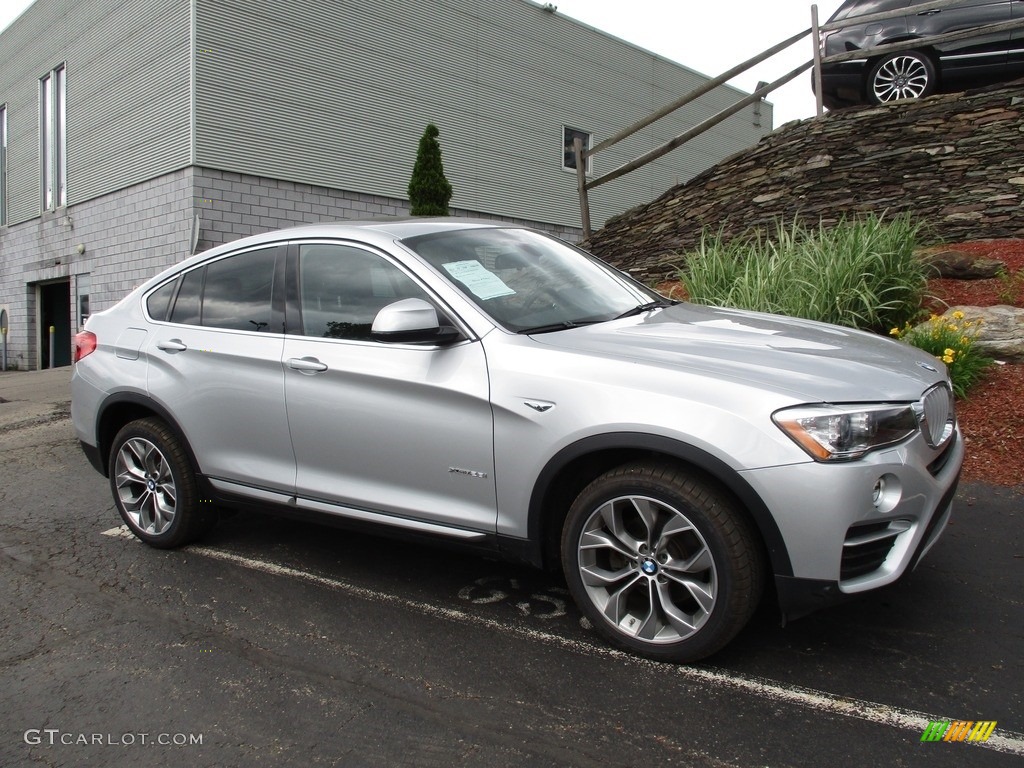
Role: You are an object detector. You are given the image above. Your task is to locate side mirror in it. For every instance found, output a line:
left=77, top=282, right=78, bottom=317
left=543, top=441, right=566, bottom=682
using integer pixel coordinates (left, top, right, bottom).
left=371, top=298, right=461, bottom=345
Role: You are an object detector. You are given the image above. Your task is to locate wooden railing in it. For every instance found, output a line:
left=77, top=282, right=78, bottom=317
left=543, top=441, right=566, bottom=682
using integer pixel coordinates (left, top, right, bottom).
left=575, top=0, right=1024, bottom=237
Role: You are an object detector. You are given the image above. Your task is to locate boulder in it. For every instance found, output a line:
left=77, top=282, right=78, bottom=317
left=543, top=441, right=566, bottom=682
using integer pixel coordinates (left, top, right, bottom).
left=943, top=305, right=1024, bottom=362
left=919, top=250, right=1005, bottom=279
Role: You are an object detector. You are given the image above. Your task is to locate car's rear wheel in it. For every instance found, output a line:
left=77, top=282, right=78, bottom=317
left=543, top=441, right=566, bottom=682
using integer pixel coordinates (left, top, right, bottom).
left=868, top=51, right=937, bottom=104
left=109, top=417, right=213, bottom=548
left=561, top=462, right=764, bottom=662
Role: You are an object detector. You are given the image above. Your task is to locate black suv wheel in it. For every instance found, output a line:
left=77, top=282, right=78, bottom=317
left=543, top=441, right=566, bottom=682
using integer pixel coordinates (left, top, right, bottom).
left=868, top=51, right=937, bottom=104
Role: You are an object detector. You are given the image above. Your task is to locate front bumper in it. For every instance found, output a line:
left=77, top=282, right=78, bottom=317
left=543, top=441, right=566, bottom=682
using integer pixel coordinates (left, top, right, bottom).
left=742, top=426, right=964, bottom=618
left=773, top=471, right=958, bottom=620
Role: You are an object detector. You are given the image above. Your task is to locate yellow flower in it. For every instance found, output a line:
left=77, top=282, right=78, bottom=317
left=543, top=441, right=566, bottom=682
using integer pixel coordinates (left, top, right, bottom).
left=952, top=310, right=965, bottom=320
left=942, top=348, right=956, bottom=364
left=889, top=327, right=901, bottom=337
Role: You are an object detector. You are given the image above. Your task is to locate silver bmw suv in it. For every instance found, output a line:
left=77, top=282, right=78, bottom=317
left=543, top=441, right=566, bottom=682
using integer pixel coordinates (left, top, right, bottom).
left=71, top=220, right=963, bottom=662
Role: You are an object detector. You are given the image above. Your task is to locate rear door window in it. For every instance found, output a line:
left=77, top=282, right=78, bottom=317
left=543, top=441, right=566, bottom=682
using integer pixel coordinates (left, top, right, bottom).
left=167, top=247, right=279, bottom=331
left=146, top=279, right=178, bottom=321
left=201, top=248, right=277, bottom=332
left=169, top=267, right=203, bottom=326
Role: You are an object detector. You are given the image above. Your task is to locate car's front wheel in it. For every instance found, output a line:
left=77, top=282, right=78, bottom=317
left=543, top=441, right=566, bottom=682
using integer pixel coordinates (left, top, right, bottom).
left=868, top=51, right=937, bottom=104
left=109, top=417, right=213, bottom=548
left=561, top=462, right=764, bottom=662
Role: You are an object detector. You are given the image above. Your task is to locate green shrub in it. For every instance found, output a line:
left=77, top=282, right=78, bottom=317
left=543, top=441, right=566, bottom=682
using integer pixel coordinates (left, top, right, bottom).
left=890, top=311, right=993, bottom=398
left=680, top=215, right=928, bottom=333
left=408, top=124, right=453, bottom=216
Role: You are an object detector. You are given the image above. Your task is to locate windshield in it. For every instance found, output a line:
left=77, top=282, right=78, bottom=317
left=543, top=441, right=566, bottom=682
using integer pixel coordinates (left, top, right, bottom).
left=403, top=228, right=662, bottom=333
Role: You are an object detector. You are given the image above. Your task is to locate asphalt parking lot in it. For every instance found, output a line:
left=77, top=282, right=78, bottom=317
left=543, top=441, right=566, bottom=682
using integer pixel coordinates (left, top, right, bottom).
left=0, top=368, right=1021, bottom=767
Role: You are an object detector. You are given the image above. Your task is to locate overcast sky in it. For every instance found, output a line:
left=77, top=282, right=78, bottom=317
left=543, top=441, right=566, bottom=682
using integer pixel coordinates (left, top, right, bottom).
left=0, top=0, right=32, bottom=34
left=1, top=0, right=844, bottom=126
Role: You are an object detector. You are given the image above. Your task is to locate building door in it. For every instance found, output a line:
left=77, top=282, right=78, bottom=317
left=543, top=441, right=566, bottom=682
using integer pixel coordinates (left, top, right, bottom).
left=39, top=280, right=71, bottom=369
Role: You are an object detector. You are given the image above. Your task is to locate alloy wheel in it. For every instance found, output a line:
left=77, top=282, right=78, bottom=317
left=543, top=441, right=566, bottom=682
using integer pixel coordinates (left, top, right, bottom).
left=872, top=55, right=931, bottom=102
left=576, top=494, right=718, bottom=643
left=114, top=437, right=178, bottom=535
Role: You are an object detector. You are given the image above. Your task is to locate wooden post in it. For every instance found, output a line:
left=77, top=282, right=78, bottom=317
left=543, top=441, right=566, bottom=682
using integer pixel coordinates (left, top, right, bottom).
left=574, top=136, right=591, bottom=239
left=812, top=5, right=824, bottom=117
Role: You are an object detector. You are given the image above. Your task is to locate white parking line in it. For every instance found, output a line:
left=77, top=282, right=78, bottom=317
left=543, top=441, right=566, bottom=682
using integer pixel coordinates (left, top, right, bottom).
left=102, top=526, right=1024, bottom=756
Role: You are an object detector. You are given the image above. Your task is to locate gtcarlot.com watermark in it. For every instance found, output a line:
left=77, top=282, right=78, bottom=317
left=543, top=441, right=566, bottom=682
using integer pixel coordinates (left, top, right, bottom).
left=25, top=729, right=203, bottom=747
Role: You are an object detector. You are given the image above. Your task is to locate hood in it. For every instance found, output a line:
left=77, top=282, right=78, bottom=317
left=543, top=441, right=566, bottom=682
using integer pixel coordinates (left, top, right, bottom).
left=529, top=303, right=946, bottom=403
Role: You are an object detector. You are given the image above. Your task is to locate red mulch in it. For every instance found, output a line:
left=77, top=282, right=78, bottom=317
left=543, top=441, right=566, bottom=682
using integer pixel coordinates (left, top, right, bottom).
left=658, top=240, right=1024, bottom=488
left=929, top=240, right=1023, bottom=487
left=927, top=241, right=1024, bottom=311
left=957, top=362, right=1024, bottom=486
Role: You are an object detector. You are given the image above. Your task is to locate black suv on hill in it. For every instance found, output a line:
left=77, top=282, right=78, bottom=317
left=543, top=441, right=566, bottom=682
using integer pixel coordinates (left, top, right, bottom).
left=818, top=0, right=1024, bottom=109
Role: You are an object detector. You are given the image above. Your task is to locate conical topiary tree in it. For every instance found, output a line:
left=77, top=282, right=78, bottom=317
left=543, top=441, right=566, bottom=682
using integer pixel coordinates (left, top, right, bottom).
left=408, top=123, right=453, bottom=216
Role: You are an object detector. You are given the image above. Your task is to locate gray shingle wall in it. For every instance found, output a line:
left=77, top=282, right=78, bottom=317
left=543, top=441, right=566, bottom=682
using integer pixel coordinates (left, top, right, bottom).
left=0, top=0, right=191, bottom=226
left=194, top=0, right=769, bottom=231
left=1, top=0, right=769, bottom=234
left=0, top=0, right=768, bottom=368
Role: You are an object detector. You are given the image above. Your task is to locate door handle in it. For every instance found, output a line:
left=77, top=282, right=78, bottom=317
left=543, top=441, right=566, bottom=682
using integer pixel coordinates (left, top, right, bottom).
left=287, top=356, right=328, bottom=373
left=917, top=8, right=942, bottom=14
left=156, top=339, right=187, bottom=352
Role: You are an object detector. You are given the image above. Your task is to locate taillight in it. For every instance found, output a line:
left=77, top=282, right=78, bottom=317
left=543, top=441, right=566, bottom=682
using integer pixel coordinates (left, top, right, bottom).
left=73, top=330, right=97, bottom=363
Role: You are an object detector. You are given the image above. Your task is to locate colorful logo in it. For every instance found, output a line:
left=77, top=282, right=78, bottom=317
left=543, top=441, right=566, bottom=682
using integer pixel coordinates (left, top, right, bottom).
left=921, top=721, right=997, bottom=743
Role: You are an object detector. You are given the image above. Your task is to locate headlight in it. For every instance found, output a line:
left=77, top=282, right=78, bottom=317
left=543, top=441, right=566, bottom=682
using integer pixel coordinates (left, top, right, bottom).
left=773, top=404, right=919, bottom=462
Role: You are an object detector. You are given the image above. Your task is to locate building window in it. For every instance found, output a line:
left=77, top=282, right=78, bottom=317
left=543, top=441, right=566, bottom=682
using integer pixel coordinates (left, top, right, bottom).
left=562, top=126, right=592, bottom=175
left=1, top=104, right=7, bottom=225
left=40, top=65, right=66, bottom=210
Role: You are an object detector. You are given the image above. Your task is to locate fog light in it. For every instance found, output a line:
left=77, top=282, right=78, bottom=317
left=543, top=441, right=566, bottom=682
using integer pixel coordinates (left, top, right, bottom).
left=871, top=473, right=902, bottom=513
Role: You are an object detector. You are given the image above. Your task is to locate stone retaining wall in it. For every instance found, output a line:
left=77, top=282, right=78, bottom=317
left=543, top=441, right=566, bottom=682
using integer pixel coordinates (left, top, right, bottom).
left=583, top=80, right=1024, bottom=283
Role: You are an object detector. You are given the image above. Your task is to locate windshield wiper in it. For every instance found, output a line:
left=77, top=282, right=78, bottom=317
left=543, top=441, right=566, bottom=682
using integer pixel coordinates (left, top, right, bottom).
left=519, top=302, right=675, bottom=333
left=613, top=300, right=676, bottom=320
left=517, top=320, right=599, bottom=334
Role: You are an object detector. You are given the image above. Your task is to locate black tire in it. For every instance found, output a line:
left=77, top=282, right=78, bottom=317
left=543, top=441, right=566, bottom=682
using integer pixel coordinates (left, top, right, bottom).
left=561, top=462, right=764, bottom=663
left=867, top=50, right=937, bottom=104
left=108, top=417, right=214, bottom=548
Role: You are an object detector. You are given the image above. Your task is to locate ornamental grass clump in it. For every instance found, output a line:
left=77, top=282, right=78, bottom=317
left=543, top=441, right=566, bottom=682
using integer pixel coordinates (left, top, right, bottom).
left=890, top=311, right=992, bottom=398
left=995, top=267, right=1024, bottom=306
left=680, top=214, right=928, bottom=333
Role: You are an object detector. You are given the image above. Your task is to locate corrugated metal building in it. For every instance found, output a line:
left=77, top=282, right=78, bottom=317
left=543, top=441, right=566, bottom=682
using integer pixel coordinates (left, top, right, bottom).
left=0, top=0, right=771, bottom=370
